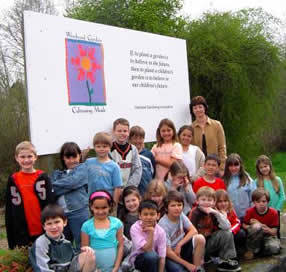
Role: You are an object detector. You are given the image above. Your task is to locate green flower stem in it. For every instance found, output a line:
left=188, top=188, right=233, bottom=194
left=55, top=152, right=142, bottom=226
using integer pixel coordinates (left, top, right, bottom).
left=86, top=80, right=92, bottom=105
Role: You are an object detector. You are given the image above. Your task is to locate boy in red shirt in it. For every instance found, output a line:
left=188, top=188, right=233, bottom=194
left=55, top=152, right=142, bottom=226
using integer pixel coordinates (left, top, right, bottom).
left=243, top=188, right=280, bottom=259
left=193, top=154, right=226, bottom=193
left=5, top=141, right=54, bottom=249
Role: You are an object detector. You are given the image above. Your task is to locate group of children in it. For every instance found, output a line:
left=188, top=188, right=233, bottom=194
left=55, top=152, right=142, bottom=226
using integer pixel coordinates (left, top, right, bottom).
left=5, top=117, right=286, bottom=272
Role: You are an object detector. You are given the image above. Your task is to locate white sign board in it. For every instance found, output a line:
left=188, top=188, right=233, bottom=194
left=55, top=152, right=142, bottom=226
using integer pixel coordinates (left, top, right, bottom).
left=24, top=11, right=191, bottom=155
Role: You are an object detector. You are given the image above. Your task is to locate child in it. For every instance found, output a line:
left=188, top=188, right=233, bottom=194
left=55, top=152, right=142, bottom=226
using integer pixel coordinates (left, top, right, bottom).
left=130, top=200, right=166, bottom=272
left=178, top=125, right=205, bottom=181
left=29, top=204, right=96, bottom=272
left=81, top=190, right=124, bottom=272
left=158, top=190, right=205, bottom=272
left=111, top=118, right=142, bottom=188
left=192, top=154, right=226, bottom=194
left=189, top=187, right=241, bottom=272
left=243, top=188, right=280, bottom=259
left=165, top=160, right=196, bottom=215
left=51, top=142, right=89, bottom=250
left=5, top=141, right=54, bottom=249
left=255, top=155, right=285, bottom=211
left=129, top=125, right=156, bottom=195
left=223, top=153, right=256, bottom=220
left=119, top=185, right=141, bottom=240
left=215, top=189, right=245, bottom=252
left=86, top=132, right=122, bottom=204
left=151, top=118, right=183, bottom=181
left=144, top=179, right=168, bottom=219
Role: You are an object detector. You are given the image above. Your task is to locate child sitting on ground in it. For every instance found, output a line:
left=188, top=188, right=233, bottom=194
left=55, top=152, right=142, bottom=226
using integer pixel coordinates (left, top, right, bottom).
left=158, top=190, right=205, bottom=272
left=243, top=188, right=280, bottom=259
left=129, top=125, right=156, bottom=195
left=119, top=186, right=141, bottom=240
left=189, top=186, right=241, bottom=272
left=81, top=190, right=124, bottom=272
left=165, top=160, right=196, bottom=216
left=130, top=200, right=166, bottom=272
left=5, top=141, right=54, bottom=249
left=192, top=154, right=226, bottom=194
left=29, top=204, right=96, bottom=272
left=215, top=189, right=246, bottom=254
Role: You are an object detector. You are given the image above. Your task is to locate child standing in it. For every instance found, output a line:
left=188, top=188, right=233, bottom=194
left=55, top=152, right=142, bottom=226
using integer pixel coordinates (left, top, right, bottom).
left=29, top=204, right=96, bottom=272
left=129, top=125, right=156, bottom=195
left=130, top=200, right=166, bottom=272
left=159, top=190, right=205, bottom=272
left=243, top=189, right=280, bottom=259
left=86, top=132, right=123, bottom=205
left=151, top=119, right=183, bottom=181
left=189, top=187, right=241, bottom=272
left=178, top=125, right=205, bottom=181
left=192, top=154, right=226, bottom=194
left=223, top=153, right=256, bottom=220
left=51, top=142, right=89, bottom=250
left=165, top=161, right=196, bottom=215
left=81, top=190, right=124, bottom=272
left=111, top=118, right=142, bottom=188
left=144, top=179, right=168, bottom=219
left=255, top=155, right=285, bottom=211
left=5, top=141, right=54, bottom=249
left=119, top=185, right=141, bottom=240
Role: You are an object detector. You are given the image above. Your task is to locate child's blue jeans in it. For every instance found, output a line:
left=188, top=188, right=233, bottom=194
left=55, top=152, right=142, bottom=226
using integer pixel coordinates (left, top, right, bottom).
left=134, top=251, right=159, bottom=272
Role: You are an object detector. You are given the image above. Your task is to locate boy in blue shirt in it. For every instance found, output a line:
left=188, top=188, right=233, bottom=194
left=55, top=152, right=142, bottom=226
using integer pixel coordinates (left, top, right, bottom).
left=129, top=125, right=156, bottom=195
left=86, top=132, right=122, bottom=204
left=29, top=204, right=95, bottom=272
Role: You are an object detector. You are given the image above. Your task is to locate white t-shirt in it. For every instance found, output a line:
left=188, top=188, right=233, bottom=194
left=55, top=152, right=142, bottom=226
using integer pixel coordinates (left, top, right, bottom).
left=182, top=145, right=198, bottom=177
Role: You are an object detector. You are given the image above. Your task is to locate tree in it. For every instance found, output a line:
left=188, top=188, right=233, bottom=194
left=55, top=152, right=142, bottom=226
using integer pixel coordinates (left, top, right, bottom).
left=0, top=0, right=57, bottom=86
left=186, top=9, right=285, bottom=156
left=0, top=81, right=29, bottom=173
left=0, top=0, right=58, bottom=201
left=66, top=0, right=186, bottom=37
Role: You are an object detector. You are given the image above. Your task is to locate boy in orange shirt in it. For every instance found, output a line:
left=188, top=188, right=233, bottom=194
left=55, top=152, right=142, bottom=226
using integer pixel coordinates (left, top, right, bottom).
left=5, top=141, right=54, bottom=249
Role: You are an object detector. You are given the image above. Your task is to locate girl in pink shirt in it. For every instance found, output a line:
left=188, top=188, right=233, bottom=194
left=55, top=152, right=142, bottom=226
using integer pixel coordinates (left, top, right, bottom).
left=151, top=119, right=183, bottom=181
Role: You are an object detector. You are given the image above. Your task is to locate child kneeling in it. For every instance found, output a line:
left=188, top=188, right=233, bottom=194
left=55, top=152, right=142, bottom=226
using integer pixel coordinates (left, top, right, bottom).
left=130, top=200, right=166, bottom=272
left=29, top=204, right=96, bottom=272
left=243, top=188, right=280, bottom=259
left=189, top=186, right=241, bottom=272
left=159, top=190, right=205, bottom=272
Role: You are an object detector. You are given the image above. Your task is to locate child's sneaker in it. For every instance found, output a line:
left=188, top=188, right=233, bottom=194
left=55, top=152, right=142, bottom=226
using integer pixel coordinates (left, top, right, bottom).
left=217, top=259, right=241, bottom=272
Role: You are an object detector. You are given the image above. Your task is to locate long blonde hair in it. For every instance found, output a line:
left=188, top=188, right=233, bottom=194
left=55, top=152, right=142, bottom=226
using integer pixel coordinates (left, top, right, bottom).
left=144, top=179, right=167, bottom=200
left=256, top=155, right=279, bottom=193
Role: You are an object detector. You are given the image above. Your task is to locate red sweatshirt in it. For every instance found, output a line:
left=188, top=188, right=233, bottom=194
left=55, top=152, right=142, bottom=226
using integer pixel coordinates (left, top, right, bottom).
left=227, top=209, right=241, bottom=235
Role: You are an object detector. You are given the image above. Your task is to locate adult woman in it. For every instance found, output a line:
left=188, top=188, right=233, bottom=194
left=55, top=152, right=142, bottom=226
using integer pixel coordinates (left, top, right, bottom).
left=190, top=96, right=227, bottom=174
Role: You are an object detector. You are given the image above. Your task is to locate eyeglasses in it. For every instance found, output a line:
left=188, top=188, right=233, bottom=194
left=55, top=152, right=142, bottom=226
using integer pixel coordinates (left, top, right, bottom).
left=175, top=175, right=187, bottom=180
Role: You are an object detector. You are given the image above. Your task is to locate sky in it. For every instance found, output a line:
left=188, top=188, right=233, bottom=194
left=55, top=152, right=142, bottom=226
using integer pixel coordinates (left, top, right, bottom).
left=183, top=0, right=286, bottom=20
left=0, top=0, right=286, bottom=20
